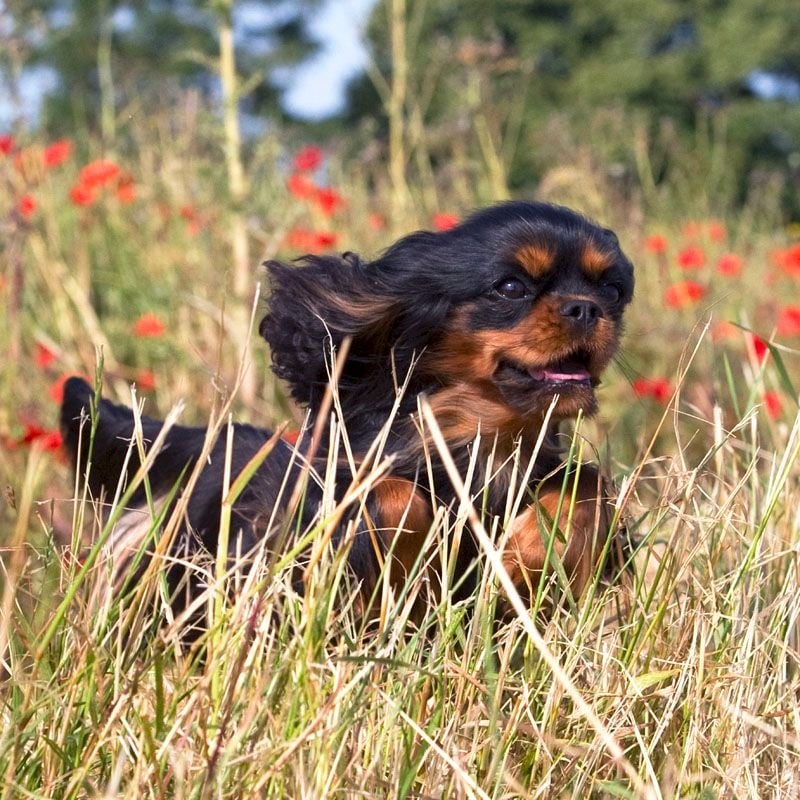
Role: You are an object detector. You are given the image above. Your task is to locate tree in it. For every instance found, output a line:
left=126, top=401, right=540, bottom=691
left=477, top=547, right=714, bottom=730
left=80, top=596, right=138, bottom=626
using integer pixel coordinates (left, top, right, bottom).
left=344, top=0, right=800, bottom=208
left=1, top=0, right=321, bottom=136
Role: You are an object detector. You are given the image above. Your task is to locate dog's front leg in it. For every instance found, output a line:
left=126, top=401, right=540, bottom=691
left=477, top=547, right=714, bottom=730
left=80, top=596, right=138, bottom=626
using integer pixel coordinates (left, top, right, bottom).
left=351, top=477, right=436, bottom=623
left=501, top=466, right=617, bottom=607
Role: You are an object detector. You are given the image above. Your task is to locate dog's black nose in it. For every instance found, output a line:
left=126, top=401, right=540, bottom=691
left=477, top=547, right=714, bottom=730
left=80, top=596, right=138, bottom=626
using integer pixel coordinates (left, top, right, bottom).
left=559, top=299, right=603, bottom=331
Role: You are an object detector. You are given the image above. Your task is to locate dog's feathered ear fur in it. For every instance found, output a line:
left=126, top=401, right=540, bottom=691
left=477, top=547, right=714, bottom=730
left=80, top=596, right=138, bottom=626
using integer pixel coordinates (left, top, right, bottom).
left=260, top=234, right=452, bottom=415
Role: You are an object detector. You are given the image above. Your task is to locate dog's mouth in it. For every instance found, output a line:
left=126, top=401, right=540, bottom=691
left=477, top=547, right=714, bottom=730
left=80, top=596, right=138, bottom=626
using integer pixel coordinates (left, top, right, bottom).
left=496, top=350, right=597, bottom=390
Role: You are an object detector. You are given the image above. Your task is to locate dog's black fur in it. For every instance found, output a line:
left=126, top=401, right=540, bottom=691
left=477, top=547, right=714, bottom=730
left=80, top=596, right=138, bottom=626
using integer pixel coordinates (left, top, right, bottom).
left=61, top=201, right=634, bottom=629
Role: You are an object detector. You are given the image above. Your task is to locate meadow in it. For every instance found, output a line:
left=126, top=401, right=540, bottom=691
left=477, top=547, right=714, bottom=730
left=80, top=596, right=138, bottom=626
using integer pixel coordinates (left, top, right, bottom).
left=1, top=104, right=800, bottom=799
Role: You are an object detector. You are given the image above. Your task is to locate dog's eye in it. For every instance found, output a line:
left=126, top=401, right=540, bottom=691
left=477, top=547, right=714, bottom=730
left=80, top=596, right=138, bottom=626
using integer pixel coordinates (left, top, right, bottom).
left=601, top=283, right=622, bottom=304
left=495, top=277, right=528, bottom=300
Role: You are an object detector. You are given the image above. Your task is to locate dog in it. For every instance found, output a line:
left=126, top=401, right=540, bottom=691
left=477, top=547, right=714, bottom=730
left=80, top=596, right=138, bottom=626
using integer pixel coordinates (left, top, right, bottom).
left=61, top=201, right=634, bottom=632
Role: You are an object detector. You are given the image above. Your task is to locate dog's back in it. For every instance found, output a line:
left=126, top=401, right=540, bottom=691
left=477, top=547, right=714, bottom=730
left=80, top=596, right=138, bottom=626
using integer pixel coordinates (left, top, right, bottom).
left=60, top=377, right=400, bottom=633
left=60, top=376, right=296, bottom=563
left=61, top=377, right=200, bottom=503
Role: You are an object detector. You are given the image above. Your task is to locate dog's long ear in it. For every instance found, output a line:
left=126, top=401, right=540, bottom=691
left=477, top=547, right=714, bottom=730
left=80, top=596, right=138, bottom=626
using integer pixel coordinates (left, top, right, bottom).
left=260, top=253, right=398, bottom=411
left=260, top=241, right=451, bottom=413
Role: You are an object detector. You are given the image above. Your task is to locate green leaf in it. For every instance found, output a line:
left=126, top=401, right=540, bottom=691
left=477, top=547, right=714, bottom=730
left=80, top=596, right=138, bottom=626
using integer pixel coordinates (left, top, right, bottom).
left=632, top=668, right=680, bottom=691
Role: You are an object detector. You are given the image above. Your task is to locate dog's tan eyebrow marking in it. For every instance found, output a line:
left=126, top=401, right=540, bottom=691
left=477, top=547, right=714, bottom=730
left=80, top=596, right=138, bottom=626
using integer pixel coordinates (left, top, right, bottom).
left=580, top=243, right=616, bottom=277
left=514, top=244, right=555, bottom=278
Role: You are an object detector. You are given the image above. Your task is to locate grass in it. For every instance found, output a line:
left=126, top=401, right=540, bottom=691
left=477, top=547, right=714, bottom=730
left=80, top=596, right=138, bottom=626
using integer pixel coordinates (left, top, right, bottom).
left=1, top=99, right=800, bottom=798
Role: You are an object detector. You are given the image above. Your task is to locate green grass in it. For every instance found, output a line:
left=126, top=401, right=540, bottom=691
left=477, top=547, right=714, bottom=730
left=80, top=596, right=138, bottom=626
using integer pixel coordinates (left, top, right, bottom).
left=1, top=104, right=800, bottom=798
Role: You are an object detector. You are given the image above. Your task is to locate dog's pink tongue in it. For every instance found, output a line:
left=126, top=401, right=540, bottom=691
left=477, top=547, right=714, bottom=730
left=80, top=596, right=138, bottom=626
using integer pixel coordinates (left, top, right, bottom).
left=532, top=367, right=591, bottom=382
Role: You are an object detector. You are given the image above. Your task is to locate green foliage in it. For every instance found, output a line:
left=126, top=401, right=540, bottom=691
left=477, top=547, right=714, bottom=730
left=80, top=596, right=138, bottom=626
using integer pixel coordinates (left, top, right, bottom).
left=345, top=0, right=800, bottom=213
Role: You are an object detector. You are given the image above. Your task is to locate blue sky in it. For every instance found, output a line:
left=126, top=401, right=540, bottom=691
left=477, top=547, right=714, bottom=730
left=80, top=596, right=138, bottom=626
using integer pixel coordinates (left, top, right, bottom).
left=281, top=0, right=375, bottom=119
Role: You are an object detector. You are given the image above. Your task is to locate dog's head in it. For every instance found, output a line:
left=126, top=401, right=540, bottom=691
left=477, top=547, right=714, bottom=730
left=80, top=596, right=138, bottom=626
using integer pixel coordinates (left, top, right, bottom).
left=261, top=201, right=633, bottom=442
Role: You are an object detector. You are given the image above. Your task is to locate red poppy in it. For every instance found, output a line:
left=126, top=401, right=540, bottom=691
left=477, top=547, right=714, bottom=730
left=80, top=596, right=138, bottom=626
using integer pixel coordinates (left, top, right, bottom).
left=0, top=134, right=14, bottom=156
left=292, top=145, right=323, bottom=173
left=677, top=245, right=705, bottom=270
left=711, top=321, right=737, bottom=342
left=763, top=391, right=782, bottom=420
left=284, top=227, right=338, bottom=254
left=40, top=430, right=63, bottom=451
left=18, top=423, right=63, bottom=451
left=632, top=377, right=672, bottom=404
left=433, top=213, right=459, bottom=231
left=136, top=370, right=156, bottom=391
left=49, top=375, right=68, bottom=403
left=283, top=429, right=301, bottom=445
left=19, top=423, right=48, bottom=445
left=664, top=281, right=706, bottom=308
left=133, top=312, right=166, bottom=338
left=286, top=173, right=317, bottom=200
left=777, top=306, right=800, bottom=337
left=368, top=213, right=385, bottom=231
left=772, top=244, right=800, bottom=276
left=116, top=183, right=136, bottom=203
left=644, top=234, right=668, bottom=254
left=707, top=220, right=726, bottom=243
left=79, top=159, right=121, bottom=188
left=748, top=334, right=769, bottom=363
left=313, top=231, right=338, bottom=250
left=313, top=187, right=346, bottom=217
left=35, top=342, right=57, bottom=368
left=49, top=372, right=92, bottom=404
left=115, top=174, right=136, bottom=204
left=716, top=253, right=742, bottom=276
left=69, top=183, right=97, bottom=207
left=43, top=139, right=72, bottom=168
left=17, top=195, right=36, bottom=219
left=285, top=227, right=314, bottom=251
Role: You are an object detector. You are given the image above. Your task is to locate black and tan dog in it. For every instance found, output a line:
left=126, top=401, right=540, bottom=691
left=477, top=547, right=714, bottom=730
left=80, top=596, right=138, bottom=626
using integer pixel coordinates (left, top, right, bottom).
left=61, top=201, right=634, bottom=628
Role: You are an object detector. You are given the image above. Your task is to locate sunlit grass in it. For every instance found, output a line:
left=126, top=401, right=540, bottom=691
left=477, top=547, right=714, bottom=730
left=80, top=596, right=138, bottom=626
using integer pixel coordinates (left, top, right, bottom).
left=3, top=401, right=799, bottom=797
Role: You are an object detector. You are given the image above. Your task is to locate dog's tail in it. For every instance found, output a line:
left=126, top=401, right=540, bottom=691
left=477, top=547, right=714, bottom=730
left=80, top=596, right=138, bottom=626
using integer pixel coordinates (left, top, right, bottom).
left=60, top=376, right=204, bottom=504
